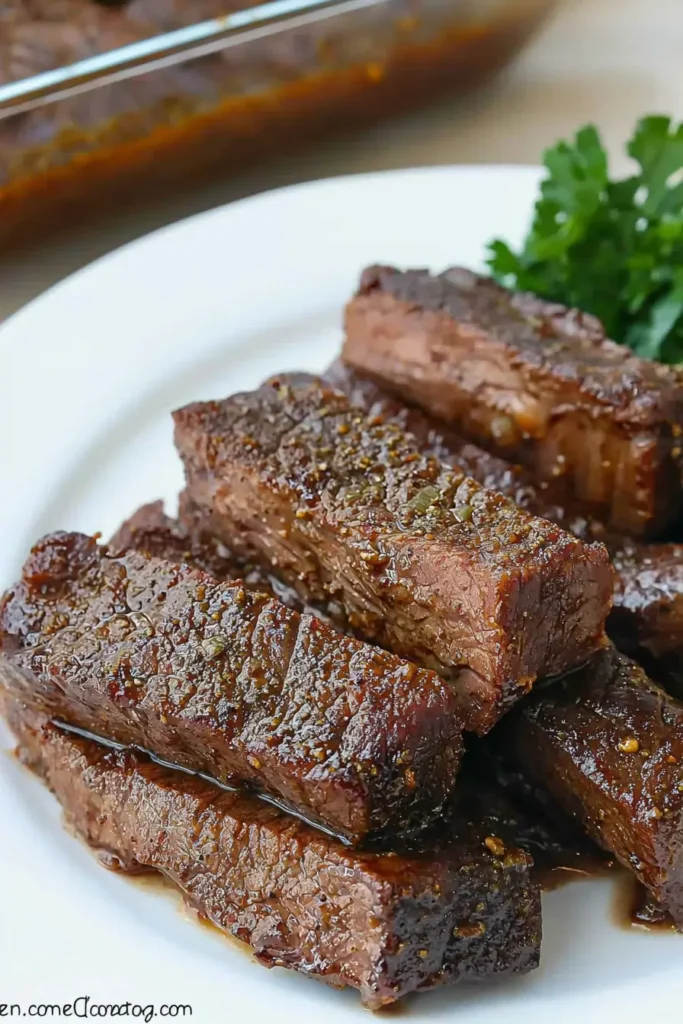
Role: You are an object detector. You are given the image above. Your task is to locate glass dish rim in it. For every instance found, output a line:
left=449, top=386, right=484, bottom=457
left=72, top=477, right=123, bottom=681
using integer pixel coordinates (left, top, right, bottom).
left=0, top=0, right=394, bottom=119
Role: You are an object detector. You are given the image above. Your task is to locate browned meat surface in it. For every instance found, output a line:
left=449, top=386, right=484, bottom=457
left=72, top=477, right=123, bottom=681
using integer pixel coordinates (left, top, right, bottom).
left=342, top=266, right=683, bottom=537
left=323, top=360, right=608, bottom=540
left=323, top=364, right=683, bottom=687
left=321, top=360, right=494, bottom=476
left=608, top=542, right=683, bottom=687
left=0, top=531, right=464, bottom=844
left=114, top=498, right=351, bottom=632
left=174, top=378, right=613, bottom=734
left=176, top=492, right=343, bottom=623
left=108, top=499, right=247, bottom=579
left=2, top=693, right=542, bottom=1008
left=122, top=501, right=676, bottom=889
left=496, top=645, right=683, bottom=927
left=109, top=498, right=313, bottom=615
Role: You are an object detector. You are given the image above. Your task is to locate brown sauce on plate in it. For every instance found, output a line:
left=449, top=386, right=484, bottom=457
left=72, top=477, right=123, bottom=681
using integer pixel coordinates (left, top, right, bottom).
left=123, top=870, right=256, bottom=955
left=514, top=804, right=616, bottom=892
left=519, top=795, right=678, bottom=932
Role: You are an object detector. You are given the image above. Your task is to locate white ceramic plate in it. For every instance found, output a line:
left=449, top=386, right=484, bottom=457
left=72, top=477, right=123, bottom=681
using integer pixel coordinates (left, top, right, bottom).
left=1, top=166, right=681, bottom=1023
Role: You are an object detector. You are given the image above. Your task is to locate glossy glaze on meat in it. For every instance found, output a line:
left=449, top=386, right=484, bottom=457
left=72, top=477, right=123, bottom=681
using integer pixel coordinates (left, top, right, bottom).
left=0, top=530, right=464, bottom=843
left=2, top=693, right=542, bottom=1008
left=173, top=378, right=613, bottom=734
left=342, top=266, right=683, bottom=537
left=497, top=645, right=683, bottom=926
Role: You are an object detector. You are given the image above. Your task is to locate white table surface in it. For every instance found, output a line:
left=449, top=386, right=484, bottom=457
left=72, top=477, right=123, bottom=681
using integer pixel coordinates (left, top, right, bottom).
left=1, top=0, right=681, bottom=322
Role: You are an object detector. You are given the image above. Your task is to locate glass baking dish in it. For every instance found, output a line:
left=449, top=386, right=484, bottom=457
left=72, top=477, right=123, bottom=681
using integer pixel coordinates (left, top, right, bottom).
left=0, top=0, right=556, bottom=249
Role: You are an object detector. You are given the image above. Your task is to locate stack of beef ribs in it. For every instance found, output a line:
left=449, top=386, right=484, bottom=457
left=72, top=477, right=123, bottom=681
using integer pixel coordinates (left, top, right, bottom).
left=3, top=265, right=683, bottom=1009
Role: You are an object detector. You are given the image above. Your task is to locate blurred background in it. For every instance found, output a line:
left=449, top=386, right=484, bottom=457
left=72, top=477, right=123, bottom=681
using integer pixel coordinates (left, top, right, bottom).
left=0, top=0, right=680, bottom=320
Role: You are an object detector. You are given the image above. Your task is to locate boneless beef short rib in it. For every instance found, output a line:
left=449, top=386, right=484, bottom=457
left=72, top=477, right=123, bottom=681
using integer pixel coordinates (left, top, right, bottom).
left=497, top=645, right=683, bottom=926
left=342, top=266, right=683, bottom=537
left=0, top=531, right=464, bottom=844
left=2, top=693, right=542, bottom=1008
left=173, top=378, right=613, bottom=733
left=323, top=363, right=683, bottom=685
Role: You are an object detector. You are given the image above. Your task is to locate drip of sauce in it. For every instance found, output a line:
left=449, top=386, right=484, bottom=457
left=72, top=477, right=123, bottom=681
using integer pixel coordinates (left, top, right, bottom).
left=122, top=867, right=255, bottom=955
left=617, top=878, right=676, bottom=932
left=510, top=802, right=616, bottom=892
left=375, top=998, right=408, bottom=1017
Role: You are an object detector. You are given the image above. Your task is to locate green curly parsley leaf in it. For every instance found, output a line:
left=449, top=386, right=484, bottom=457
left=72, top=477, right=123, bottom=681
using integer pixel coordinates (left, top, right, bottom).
left=487, top=115, right=683, bottom=364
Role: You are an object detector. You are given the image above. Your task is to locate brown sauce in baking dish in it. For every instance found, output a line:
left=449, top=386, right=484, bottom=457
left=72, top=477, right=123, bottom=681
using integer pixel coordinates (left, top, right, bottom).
left=0, top=1, right=554, bottom=248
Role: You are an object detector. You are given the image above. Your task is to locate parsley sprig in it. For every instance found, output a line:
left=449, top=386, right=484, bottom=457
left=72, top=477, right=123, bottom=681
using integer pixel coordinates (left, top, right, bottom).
left=487, top=116, right=683, bottom=363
